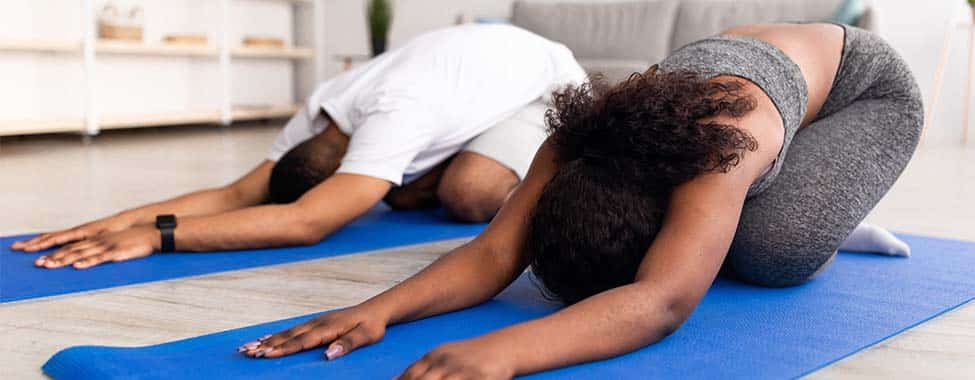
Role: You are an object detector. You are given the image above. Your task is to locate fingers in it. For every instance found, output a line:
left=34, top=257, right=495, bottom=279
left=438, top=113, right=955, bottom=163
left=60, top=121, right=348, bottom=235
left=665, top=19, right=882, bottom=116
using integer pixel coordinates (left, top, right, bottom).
left=239, top=317, right=338, bottom=358
left=71, top=252, right=114, bottom=269
left=35, top=241, right=106, bottom=269
left=250, top=320, right=319, bottom=352
left=324, top=323, right=382, bottom=360
left=398, top=357, right=432, bottom=380
left=16, top=229, right=87, bottom=252
left=72, top=243, right=151, bottom=269
left=262, top=324, right=343, bottom=358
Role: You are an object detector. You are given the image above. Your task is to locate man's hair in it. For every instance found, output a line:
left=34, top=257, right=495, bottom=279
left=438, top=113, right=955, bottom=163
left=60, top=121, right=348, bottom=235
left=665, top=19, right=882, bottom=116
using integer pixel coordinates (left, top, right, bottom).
left=268, top=133, right=347, bottom=204
left=526, top=70, right=758, bottom=304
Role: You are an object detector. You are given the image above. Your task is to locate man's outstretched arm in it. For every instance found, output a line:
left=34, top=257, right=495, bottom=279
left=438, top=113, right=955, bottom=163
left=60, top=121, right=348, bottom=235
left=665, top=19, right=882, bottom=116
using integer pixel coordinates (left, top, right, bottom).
left=12, top=161, right=275, bottom=253
left=34, top=173, right=390, bottom=269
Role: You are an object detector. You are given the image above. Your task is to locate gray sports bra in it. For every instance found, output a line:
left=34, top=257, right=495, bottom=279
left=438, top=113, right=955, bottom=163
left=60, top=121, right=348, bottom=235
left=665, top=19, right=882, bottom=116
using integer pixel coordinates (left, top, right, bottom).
left=657, top=35, right=809, bottom=198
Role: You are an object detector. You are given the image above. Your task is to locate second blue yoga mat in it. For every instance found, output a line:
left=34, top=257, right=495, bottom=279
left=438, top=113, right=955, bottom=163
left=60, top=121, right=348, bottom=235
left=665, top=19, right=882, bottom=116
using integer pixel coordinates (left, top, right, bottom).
left=0, top=207, right=486, bottom=303
left=43, top=234, right=975, bottom=379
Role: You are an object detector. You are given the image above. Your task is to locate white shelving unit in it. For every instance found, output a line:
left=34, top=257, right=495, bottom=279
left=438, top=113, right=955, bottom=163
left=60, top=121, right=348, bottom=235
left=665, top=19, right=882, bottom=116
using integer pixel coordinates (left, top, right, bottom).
left=0, top=0, right=322, bottom=137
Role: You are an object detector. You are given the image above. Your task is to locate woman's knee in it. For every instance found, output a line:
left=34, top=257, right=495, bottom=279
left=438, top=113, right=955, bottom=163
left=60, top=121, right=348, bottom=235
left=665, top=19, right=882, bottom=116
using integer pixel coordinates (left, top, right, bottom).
left=727, top=224, right=839, bottom=287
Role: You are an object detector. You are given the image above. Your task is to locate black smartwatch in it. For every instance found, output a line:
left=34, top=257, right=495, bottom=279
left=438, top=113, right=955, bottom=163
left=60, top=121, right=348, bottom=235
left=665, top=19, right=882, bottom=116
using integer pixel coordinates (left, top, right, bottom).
left=155, top=214, right=177, bottom=253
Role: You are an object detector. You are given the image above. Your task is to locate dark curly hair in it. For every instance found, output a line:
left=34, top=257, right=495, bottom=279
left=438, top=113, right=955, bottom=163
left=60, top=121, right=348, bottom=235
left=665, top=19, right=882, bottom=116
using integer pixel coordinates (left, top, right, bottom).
left=526, top=69, right=758, bottom=304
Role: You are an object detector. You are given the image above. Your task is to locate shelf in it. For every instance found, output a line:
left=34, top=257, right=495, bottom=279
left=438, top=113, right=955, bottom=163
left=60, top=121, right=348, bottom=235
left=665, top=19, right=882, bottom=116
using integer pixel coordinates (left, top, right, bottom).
left=97, top=105, right=299, bottom=130
left=0, top=39, right=81, bottom=54
left=91, top=41, right=312, bottom=59
left=239, top=0, right=314, bottom=4
left=232, top=46, right=314, bottom=59
left=96, top=40, right=220, bottom=57
left=232, top=104, right=301, bottom=120
left=0, top=119, right=84, bottom=136
left=100, top=110, right=223, bottom=129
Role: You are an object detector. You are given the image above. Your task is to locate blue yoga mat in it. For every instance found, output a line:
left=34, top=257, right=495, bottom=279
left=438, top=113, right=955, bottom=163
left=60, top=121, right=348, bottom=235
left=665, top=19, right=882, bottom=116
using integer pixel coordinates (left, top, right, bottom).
left=0, top=207, right=486, bottom=303
left=43, top=234, right=975, bottom=379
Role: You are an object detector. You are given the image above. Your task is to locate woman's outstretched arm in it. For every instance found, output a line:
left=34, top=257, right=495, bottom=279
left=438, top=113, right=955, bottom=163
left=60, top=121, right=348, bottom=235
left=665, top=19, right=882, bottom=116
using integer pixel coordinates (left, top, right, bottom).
left=243, top=141, right=560, bottom=359
left=398, top=166, right=755, bottom=379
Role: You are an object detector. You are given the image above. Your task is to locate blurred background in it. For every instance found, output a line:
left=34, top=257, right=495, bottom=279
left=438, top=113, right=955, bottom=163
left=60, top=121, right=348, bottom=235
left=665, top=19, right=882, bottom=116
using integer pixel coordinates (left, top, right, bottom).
left=1, top=0, right=972, bottom=238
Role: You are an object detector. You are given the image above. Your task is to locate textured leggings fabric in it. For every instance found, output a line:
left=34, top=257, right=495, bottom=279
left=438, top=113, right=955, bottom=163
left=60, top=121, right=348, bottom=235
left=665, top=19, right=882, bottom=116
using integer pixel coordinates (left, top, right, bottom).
left=727, top=25, right=923, bottom=286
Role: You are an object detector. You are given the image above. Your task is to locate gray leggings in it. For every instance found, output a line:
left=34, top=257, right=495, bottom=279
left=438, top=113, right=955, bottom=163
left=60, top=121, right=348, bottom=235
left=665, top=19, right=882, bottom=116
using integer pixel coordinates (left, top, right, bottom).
left=727, top=26, right=924, bottom=287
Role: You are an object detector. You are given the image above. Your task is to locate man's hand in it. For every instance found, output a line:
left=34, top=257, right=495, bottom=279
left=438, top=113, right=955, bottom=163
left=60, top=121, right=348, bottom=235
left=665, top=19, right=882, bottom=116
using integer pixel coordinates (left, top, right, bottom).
left=11, top=215, right=135, bottom=253
left=34, top=226, right=159, bottom=269
left=397, top=338, right=516, bottom=380
left=239, top=305, right=388, bottom=360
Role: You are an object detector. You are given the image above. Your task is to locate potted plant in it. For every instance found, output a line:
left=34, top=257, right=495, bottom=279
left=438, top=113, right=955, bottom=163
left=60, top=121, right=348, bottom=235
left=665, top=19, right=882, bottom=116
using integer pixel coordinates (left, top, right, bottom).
left=367, top=0, right=393, bottom=57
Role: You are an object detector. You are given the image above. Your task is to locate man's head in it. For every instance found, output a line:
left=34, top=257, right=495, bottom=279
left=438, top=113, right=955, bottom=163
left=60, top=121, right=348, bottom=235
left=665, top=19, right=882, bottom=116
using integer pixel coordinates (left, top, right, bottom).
left=268, top=128, right=349, bottom=204
left=526, top=69, right=758, bottom=304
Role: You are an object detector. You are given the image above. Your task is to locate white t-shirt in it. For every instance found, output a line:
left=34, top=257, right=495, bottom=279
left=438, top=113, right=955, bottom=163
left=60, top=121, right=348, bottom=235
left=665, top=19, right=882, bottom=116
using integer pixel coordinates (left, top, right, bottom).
left=268, top=24, right=587, bottom=185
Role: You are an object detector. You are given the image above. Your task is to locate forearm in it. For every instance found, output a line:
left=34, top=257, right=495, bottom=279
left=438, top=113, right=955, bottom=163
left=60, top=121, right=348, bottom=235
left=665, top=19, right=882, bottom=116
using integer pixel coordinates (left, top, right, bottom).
left=362, top=239, right=526, bottom=325
left=488, top=283, right=683, bottom=375
left=172, top=203, right=348, bottom=252
left=172, top=173, right=387, bottom=252
left=119, top=187, right=257, bottom=225
left=367, top=143, right=559, bottom=326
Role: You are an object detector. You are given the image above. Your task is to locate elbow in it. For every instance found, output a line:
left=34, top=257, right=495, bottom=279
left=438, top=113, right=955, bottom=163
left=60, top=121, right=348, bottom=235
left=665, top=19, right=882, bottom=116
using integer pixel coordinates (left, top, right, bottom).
left=657, top=297, right=696, bottom=339
left=288, top=224, right=325, bottom=246
left=280, top=216, right=326, bottom=246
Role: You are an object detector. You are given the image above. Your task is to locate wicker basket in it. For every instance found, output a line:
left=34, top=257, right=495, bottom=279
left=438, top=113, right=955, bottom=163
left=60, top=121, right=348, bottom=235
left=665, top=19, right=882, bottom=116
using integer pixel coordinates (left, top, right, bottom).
left=99, top=24, right=143, bottom=41
left=98, top=4, right=144, bottom=41
left=242, top=36, right=285, bottom=49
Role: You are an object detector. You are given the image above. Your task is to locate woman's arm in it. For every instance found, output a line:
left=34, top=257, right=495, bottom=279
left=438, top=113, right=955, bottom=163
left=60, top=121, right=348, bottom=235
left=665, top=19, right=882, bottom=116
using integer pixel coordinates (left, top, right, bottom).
left=245, top=142, right=560, bottom=359
left=397, top=102, right=782, bottom=378
left=12, top=161, right=274, bottom=252
left=400, top=167, right=755, bottom=379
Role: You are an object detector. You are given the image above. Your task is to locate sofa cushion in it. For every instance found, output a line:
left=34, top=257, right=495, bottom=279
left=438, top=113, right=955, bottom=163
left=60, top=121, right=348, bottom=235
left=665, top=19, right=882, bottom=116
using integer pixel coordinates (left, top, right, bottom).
left=512, top=0, right=679, bottom=64
left=670, top=0, right=844, bottom=50
left=577, top=58, right=654, bottom=84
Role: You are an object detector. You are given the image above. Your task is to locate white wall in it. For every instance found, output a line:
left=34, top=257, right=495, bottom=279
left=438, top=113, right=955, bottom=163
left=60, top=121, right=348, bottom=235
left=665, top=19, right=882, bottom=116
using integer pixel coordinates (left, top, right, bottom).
left=0, top=0, right=300, bottom=123
left=876, top=0, right=970, bottom=145
left=320, top=0, right=515, bottom=77
left=320, top=0, right=973, bottom=146
left=3, top=0, right=969, bottom=143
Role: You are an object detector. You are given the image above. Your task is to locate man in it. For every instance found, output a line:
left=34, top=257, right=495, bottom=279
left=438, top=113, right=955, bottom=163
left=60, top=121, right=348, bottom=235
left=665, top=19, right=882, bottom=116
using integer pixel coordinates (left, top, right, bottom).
left=11, top=24, right=588, bottom=269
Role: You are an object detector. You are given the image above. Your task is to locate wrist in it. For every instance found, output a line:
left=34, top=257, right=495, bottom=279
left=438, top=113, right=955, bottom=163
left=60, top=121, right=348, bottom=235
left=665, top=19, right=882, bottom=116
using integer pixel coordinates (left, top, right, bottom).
left=356, top=298, right=397, bottom=325
left=115, top=210, right=144, bottom=225
left=147, top=226, right=162, bottom=252
left=470, top=334, right=519, bottom=377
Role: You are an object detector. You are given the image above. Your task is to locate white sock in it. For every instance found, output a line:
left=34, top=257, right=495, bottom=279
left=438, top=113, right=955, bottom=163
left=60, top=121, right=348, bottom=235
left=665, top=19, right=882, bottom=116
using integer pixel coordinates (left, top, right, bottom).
left=839, top=223, right=911, bottom=257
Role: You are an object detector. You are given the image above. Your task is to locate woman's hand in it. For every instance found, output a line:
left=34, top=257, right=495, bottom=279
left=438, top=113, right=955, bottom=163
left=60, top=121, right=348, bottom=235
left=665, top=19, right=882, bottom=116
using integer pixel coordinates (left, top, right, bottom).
left=34, top=226, right=159, bottom=269
left=240, top=305, right=388, bottom=360
left=397, top=338, right=516, bottom=380
left=11, top=214, right=136, bottom=253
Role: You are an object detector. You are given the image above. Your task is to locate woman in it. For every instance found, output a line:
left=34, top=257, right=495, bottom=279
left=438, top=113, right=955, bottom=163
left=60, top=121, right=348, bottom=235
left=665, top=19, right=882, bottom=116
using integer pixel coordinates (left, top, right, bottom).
left=240, top=23, right=922, bottom=379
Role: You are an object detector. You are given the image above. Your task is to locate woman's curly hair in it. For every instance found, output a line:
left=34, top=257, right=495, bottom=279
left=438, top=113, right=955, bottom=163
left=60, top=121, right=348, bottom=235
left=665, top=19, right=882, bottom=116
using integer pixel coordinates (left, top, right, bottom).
left=526, top=69, right=758, bottom=304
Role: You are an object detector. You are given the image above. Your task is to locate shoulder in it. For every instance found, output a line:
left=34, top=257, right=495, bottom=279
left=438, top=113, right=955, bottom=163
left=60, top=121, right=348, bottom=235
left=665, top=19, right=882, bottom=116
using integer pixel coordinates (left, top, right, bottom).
left=704, top=77, right=784, bottom=183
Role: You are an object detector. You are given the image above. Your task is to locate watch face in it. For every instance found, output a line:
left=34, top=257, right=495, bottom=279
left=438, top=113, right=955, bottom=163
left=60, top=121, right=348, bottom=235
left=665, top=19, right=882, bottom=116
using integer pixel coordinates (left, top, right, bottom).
left=156, top=215, right=177, bottom=229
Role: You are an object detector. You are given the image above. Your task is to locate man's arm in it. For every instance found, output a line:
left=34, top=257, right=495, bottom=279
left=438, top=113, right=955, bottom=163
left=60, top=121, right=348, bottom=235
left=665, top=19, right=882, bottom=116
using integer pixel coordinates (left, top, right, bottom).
left=13, top=161, right=274, bottom=252
left=174, top=173, right=390, bottom=251
left=36, top=172, right=392, bottom=269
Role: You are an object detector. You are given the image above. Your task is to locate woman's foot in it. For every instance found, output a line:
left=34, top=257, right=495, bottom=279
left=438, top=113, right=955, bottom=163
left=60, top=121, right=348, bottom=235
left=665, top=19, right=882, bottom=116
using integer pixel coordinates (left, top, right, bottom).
left=839, top=223, right=911, bottom=257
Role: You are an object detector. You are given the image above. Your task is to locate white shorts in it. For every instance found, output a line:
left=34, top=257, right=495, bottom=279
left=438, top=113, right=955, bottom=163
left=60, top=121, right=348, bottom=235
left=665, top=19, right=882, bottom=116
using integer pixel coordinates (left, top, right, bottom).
left=462, top=102, right=550, bottom=179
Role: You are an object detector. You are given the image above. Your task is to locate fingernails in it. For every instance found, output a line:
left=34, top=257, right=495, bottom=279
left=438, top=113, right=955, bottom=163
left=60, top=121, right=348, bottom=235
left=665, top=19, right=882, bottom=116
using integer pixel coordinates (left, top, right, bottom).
left=259, top=335, right=272, bottom=341
left=255, top=348, right=271, bottom=358
left=325, top=344, right=344, bottom=360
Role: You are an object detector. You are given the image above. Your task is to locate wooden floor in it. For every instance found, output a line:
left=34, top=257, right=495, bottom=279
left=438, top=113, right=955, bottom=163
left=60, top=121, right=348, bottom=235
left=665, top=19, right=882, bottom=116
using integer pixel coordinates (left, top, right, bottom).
left=1, top=124, right=973, bottom=379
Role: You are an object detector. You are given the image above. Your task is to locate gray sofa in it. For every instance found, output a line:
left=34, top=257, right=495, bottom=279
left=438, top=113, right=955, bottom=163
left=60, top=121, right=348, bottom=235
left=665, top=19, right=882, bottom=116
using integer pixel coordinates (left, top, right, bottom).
left=511, top=0, right=875, bottom=83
